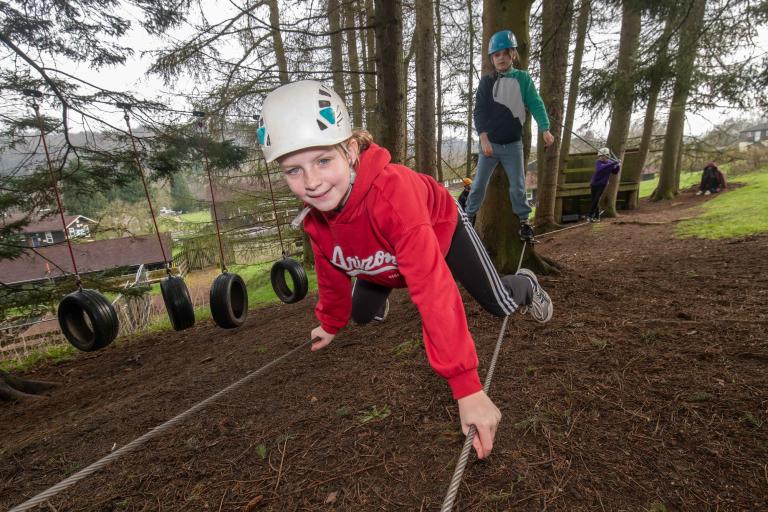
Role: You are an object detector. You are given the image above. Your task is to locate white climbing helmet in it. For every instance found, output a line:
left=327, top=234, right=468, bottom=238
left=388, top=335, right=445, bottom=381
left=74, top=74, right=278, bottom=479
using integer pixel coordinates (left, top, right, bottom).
left=257, top=80, right=352, bottom=163
left=597, top=147, right=610, bottom=157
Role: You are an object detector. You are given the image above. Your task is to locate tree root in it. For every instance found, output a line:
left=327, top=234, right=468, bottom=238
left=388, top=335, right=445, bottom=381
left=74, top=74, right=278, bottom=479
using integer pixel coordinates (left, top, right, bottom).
left=0, top=369, right=60, bottom=401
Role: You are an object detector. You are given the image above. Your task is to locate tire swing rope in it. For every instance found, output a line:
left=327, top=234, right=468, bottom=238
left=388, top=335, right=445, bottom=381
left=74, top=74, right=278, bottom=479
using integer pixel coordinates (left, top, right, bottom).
left=194, top=111, right=248, bottom=329
left=119, top=103, right=194, bottom=331
left=25, top=89, right=119, bottom=352
left=261, top=152, right=308, bottom=304
left=7, top=336, right=320, bottom=512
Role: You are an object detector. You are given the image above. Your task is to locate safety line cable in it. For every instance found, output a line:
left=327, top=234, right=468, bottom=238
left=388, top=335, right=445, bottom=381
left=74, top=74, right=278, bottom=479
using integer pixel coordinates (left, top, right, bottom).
left=194, top=111, right=228, bottom=273
left=8, top=337, right=318, bottom=512
left=441, top=314, right=510, bottom=511
left=536, top=218, right=594, bottom=239
left=26, top=91, right=82, bottom=289
left=119, top=104, right=170, bottom=275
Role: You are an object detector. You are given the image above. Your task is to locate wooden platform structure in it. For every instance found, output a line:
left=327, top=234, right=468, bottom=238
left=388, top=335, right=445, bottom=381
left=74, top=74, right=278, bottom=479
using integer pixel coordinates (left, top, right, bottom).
left=555, top=147, right=644, bottom=223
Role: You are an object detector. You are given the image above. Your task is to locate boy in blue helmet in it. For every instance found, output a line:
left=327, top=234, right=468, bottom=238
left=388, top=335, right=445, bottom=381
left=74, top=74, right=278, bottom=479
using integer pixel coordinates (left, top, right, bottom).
left=466, top=29, right=554, bottom=241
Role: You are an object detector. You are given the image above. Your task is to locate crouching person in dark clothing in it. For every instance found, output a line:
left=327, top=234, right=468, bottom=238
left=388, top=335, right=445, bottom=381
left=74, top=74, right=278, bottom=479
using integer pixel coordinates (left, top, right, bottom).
left=697, top=161, right=726, bottom=196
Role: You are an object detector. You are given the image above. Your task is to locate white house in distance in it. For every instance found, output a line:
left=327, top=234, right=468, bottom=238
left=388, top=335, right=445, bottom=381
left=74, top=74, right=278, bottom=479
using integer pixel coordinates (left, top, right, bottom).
left=738, top=122, right=768, bottom=151
left=2, top=214, right=97, bottom=247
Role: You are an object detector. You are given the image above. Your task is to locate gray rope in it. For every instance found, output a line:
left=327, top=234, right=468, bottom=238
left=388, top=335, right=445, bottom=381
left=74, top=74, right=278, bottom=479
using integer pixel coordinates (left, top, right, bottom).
left=9, top=338, right=316, bottom=512
left=517, top=241, right=527, bottom=273
left=440, top=234, right=528, bottom=510
left=536, top=219, right=593, bottom=239
left=441, top=314, right=510, bottom=512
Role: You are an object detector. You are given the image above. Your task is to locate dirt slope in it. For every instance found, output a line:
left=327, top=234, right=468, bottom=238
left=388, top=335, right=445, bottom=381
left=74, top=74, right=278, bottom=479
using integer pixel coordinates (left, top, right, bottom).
left=2, top=190, right=766, bottom=511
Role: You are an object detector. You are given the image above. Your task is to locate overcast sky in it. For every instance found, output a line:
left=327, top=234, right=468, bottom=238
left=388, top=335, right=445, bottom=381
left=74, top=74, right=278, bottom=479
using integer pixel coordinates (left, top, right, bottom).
left=46, top=2, right=768, bottom=139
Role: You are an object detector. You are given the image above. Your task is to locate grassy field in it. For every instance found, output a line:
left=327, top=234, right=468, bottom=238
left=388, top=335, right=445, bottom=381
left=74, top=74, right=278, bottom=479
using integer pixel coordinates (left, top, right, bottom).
left=178, top=210, right=212, bottom=223
left=639, top=170, right=704, bottom=198
left=676, top=167, right=768, bottom=239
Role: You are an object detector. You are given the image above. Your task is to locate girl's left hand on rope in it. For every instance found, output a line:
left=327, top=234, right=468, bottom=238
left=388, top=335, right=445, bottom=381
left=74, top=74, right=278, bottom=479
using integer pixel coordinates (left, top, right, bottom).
left=310, top=325, right=335, bottom=351
left=457, top=390, right=502, bottom=459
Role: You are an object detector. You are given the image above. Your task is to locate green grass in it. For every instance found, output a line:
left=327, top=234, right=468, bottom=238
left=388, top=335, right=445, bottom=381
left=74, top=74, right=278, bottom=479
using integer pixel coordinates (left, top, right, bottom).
left=676, top=168, right=768, bottom=239
left=227, top=262, right=318, bottom=308
left=179, top=210, right=211, bottom=223
left=639, top=170, right=703, bottom=198
left=0, top=343, right=76, bottom=372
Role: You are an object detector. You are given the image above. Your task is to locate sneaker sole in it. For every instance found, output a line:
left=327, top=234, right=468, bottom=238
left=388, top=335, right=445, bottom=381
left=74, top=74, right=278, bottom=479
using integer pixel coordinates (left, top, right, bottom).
left=516, top=269, right=553, bottom=323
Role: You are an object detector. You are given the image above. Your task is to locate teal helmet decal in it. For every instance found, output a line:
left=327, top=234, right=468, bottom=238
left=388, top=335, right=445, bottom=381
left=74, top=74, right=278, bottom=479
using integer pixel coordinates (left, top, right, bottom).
left=488, top=30, right=517, bottom=55
left=256, top=115, right=269, bottom=147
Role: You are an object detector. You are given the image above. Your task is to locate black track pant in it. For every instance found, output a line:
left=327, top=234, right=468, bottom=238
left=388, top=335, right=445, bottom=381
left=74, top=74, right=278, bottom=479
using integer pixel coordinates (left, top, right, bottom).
left=589, top=184, right=606, bottom=218
left=352, top=205, right=533, bottom=324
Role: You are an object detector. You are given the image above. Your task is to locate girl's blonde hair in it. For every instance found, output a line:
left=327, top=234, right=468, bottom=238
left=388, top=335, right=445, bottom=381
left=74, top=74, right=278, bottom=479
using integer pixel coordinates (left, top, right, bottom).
left=337, top=128, right=374, bottom=167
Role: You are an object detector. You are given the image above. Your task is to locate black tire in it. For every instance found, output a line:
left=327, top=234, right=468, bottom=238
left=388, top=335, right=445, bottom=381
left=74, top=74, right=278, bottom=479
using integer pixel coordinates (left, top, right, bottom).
left=271, top=257, right=309, bottom=304
left=209, top=272, right=248, bottom=329
left=160, top=275, right=195, bottom=331
left=57, top=289, right=119, bottom=352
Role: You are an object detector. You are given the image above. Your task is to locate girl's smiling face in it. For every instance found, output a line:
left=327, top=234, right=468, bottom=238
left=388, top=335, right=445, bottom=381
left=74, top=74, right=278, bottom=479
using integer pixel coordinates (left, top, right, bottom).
left=279, top=142, right=357, bottom=212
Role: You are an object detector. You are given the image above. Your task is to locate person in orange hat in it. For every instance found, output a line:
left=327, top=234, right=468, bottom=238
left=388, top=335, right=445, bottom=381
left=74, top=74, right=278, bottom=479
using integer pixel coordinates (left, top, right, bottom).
left=458, top=177, right=472, bottom=210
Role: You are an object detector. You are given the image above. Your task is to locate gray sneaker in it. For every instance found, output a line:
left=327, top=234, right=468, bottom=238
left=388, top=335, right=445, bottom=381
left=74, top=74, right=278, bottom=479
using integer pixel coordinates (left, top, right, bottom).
left=515, top=269, right=553, bottom=323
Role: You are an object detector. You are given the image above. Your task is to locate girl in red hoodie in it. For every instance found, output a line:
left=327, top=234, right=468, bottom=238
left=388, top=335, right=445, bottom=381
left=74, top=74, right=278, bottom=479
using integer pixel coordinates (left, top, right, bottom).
left=257, top=80, right=553, bottom=459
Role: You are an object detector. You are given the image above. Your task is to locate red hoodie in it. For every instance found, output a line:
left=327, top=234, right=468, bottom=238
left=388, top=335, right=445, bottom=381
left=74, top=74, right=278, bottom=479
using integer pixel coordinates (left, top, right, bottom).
left=301, top=143, right=482, bottom=399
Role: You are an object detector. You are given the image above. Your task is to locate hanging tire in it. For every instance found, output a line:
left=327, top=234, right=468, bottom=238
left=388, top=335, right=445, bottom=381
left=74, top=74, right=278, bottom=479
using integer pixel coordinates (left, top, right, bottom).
left=271, top=257, right=309, bottom=304
left=209, top=272, right=248, bottom=329
left=160, top=275, right=195, bottom=331
left=57, top=289, right=119, bottom=352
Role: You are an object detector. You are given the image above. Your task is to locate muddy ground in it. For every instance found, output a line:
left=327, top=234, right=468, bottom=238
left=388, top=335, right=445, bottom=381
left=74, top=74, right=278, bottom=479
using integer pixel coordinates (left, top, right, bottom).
left=2, top=189, right=767, bottom=511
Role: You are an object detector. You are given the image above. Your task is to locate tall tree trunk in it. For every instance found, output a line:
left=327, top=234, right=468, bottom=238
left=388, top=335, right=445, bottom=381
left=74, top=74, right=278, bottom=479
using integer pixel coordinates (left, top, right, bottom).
left=374, top=0, right=405, bottom=163
left=633, top=17, right=674, bottom=208
left=415, top=0, right=437, bottom=177
left=344, top=1, right=363, bottom=127
left=328, top=0, right=346, bottom=100
left=535, top=0, right=573, bottom=231
left=362, top=0, right=378, bottom=134
left=402, top=36, right=415, bottom=164
left=479, top=0, right=558, bottom=274
left=600, top=0, right=642, bottom=217
left=555, top=0, right=590, bottom=221
left=465, top=0, right=476, bottom=177
left=653, top=0, right=706, bottom=201
left=558, top=0, right=591, bottom=172
left=674, top=128, right=685, bottom=193
left=267, top=0, right=289, bottom=84
left=435, top=0, right=444, bottom=182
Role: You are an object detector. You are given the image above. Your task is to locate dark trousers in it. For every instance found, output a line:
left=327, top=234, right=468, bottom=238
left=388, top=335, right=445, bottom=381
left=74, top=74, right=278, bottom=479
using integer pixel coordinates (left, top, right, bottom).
left=589, top=184, right=606, bottom=219
left=351, top=206, right=532, bottom=324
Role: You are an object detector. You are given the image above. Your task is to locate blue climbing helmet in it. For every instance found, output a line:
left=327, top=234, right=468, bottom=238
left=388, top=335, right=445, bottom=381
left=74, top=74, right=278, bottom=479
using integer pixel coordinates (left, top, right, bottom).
left=488, top=30, right=517, bottom=55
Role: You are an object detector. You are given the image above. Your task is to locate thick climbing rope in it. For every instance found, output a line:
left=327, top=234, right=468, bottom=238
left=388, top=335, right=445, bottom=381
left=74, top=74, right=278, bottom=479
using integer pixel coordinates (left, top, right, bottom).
left=26, top=91, right=82, bottom=289
left=441, top=314, right=510, bottom=512
left=442, top=217, right=589, bottom=510
left=8, top=337, right=318, bottom=512
left=119, top=103, right=171, bottom=275
left=194, top=111, right=228, bottom=273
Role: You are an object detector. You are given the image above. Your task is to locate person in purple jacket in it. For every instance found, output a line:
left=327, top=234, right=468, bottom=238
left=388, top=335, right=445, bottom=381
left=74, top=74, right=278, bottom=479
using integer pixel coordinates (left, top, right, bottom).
left=588, top=147, right=621, bottom=222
